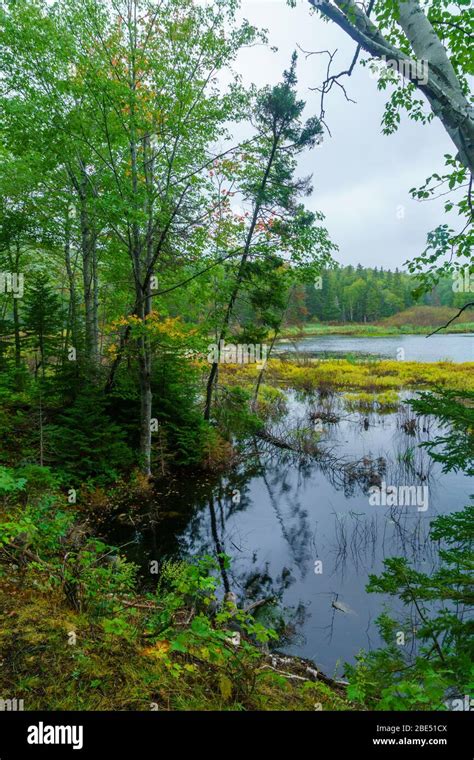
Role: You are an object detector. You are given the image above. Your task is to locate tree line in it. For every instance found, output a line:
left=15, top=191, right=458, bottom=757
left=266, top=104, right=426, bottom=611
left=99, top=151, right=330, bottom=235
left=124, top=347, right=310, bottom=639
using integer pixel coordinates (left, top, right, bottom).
left=284, top=265, right=473, bottom=324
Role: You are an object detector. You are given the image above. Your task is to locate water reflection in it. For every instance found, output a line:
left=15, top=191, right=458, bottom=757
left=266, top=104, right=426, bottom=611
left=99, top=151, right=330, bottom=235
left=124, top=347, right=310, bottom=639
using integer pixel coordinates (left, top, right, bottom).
left=110, top=392, right=472, bottom=675
left=276, top=332, right=474, bottom=363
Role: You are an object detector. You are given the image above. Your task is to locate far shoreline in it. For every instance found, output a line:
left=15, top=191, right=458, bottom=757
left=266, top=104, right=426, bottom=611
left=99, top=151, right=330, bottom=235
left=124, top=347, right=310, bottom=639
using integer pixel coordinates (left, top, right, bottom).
left=277, top=322, right=474, bottom=339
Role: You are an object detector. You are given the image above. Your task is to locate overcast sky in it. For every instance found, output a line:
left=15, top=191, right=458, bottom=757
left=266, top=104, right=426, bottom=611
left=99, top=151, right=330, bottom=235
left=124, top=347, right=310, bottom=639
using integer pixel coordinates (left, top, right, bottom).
left=229, top=0, right=453, bottom=270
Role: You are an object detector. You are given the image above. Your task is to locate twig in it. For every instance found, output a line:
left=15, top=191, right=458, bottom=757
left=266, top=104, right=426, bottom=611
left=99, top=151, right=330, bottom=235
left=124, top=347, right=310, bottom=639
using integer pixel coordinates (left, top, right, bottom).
left=118, top=598, right=163, bottom=610
left=426, top=302, right=474, bottom=337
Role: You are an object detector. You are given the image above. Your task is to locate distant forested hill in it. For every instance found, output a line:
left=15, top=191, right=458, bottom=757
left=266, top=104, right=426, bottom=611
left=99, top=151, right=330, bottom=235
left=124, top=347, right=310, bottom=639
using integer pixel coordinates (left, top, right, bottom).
left=283, top=265, right=473, bottom=325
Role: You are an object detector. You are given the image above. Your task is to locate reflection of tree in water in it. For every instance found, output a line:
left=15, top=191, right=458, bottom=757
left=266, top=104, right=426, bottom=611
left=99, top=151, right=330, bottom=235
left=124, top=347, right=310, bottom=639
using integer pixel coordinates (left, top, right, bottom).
left=169, top=466, right=312, bottom=646
left=257, top=414, right=389, bottom=498
left=387, top=424, right=437, bottom=487
left=127, top=392, right=464, bottom=666
left=191, top=402, right=443, bottom=625
left=256, top=395, right=444, bottom=586
left=232, top=563, right=309, bottom=648
left=253, top=444, right=314, bottom=576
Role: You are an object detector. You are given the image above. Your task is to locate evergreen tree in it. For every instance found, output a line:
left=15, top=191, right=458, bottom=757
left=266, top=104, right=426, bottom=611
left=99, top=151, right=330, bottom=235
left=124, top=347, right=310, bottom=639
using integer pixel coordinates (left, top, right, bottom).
left=23, top=273, right=63, bottom=378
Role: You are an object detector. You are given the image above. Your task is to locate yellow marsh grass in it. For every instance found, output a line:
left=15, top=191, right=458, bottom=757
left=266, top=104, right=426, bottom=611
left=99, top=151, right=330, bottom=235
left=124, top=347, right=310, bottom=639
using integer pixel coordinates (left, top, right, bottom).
left=220, top=358, right=474, bottom=394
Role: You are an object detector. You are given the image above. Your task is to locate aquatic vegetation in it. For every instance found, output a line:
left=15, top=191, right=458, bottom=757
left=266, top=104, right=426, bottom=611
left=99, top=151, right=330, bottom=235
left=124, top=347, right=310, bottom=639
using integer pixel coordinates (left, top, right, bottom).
left=254, top=384, right=288, bottom=420
left=221, top=358, right=474, bottom=395
left=346, top=506, right=473, bottom=710
left=278, top=319, right=474, bottom=339
left=396, top=447, right=415, bottom=465
left=346, top=392, right=474, bottom=711
left=343, top=390, right=400, bottom=413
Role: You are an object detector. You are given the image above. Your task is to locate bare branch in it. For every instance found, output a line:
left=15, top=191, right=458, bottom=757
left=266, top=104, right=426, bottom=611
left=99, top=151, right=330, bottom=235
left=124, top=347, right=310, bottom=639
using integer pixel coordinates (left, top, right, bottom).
left=426, top=302, right=474, bottom=337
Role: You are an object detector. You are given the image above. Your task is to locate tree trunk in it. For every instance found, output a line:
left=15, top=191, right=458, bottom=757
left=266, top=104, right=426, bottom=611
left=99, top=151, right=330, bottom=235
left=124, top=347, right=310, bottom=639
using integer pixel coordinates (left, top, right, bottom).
left=79, top=193, right=99, bottom=368
left=136, top=277, right=153, bottom=476
left=252, top=289, right=293, bottom=407
left=12, top=297, right=21, bottom=369
left=68, top=165, right=100, bottom=370
left=64, top=207, right=79, bottom=364
left=204, top=268, right=243, bottom=421
left=204, top=136, right=280, bottom=421
left=395, top=0, right=474, bottom=173
left=11, top=243, right=21, bottom=386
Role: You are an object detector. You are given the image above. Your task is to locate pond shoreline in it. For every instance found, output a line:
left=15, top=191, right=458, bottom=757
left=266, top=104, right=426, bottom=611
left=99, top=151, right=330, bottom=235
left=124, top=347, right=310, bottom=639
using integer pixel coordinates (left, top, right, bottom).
left=277, top=324, right=474, bottom=339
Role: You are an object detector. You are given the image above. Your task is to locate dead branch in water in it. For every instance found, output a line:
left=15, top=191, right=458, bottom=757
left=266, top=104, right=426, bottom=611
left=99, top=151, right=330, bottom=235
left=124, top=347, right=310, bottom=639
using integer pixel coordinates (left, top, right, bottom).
left=254, top=428, right=386, bottom=494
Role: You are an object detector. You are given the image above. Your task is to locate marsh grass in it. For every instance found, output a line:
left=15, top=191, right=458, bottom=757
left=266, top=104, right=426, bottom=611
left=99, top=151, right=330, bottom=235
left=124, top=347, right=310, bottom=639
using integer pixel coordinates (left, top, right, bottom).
left=221, top=358, right=474, bottom=396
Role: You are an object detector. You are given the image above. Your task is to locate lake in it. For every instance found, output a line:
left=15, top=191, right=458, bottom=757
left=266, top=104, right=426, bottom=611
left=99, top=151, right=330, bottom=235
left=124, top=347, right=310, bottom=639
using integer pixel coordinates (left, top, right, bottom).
left=110, top=334, right=473, bottom=679
left=276, top=332, right=474, bottom=363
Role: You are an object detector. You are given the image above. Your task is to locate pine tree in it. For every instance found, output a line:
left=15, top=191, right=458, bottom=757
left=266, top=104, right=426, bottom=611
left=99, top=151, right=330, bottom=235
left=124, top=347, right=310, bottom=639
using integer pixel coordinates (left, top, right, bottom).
left=23, top=273, right=63, bottom=378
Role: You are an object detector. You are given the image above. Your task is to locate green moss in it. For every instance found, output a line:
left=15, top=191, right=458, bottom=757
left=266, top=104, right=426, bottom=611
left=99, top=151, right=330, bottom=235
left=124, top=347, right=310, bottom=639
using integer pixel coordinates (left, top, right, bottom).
left=0, top=577, right=352, bottom=711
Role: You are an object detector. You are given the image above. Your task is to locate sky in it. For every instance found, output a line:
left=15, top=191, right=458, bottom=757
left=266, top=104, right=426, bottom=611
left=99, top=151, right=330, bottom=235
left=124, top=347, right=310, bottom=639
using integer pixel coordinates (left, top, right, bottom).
left=229, top=0, right=454, bottom=270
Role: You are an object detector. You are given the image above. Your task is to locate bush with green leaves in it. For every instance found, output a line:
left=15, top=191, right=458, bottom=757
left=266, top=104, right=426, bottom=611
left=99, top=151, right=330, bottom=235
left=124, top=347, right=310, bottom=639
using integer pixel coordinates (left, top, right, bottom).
left=213, top=385, right=262, bottom=440
left=409, top=388, right=474, bottom=476
left=151, top=352, right=211, bottom=467
left=0, top=489, right=138, bottom=616
left=0, top=465, right=26, bottom=503
left=139, top=555, right=278, bottom=698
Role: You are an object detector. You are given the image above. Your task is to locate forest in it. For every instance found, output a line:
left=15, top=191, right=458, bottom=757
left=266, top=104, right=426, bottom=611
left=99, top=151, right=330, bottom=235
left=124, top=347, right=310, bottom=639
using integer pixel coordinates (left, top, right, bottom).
left=0, top=0, right=472, bottom=724
left=290, top=266, right=473, bottom=324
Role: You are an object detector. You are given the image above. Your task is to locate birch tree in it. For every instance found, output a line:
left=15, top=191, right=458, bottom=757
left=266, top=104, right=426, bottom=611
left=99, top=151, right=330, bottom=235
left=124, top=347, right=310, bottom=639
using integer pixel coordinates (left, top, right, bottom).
left=305, top=0, right=473, bottom=297
left=307, top=0, right=473, bottom=173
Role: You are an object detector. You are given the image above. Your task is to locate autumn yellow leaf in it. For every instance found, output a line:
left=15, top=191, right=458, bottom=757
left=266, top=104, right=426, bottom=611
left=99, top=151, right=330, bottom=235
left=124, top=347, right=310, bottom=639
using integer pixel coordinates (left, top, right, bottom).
left=141, top=640, right=170, bottom=659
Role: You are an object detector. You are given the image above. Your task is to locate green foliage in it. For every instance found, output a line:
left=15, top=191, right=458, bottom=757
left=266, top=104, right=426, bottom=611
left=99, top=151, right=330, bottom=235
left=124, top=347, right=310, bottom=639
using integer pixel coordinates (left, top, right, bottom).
left=47, top=388, right=135, bottom=484
left=151, top=351, right=210, bottom=467
left=214, top=385, right=262, bottom=439
left=409, top=388, right=474, bottom=475
left=0, top=465, right=26, bottom=498
left=0, top=490, right=137, bottom=616
left=141, top=555, right=278, bottom=699
left=23, top=272, right=64, bottom=376
left=347, top=504, right=473, bottom=709
left=301, top=265, right=471, bottom=326
left=15, top=464, right=60, bottom=495
left=0, top=487, right=342, bottom=710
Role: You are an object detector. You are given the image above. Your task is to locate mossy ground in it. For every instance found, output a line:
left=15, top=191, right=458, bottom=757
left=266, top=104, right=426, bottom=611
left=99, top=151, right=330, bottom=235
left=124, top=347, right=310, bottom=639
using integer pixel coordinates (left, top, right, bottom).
left=0, top=576, right=351, bottom=711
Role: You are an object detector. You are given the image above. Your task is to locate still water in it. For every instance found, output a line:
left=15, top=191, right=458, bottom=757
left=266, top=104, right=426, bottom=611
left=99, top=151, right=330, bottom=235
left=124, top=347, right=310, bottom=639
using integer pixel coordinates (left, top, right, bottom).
left=112, top=334, right=472, bottom=677
left=276, top=332, right=474, bottom=363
